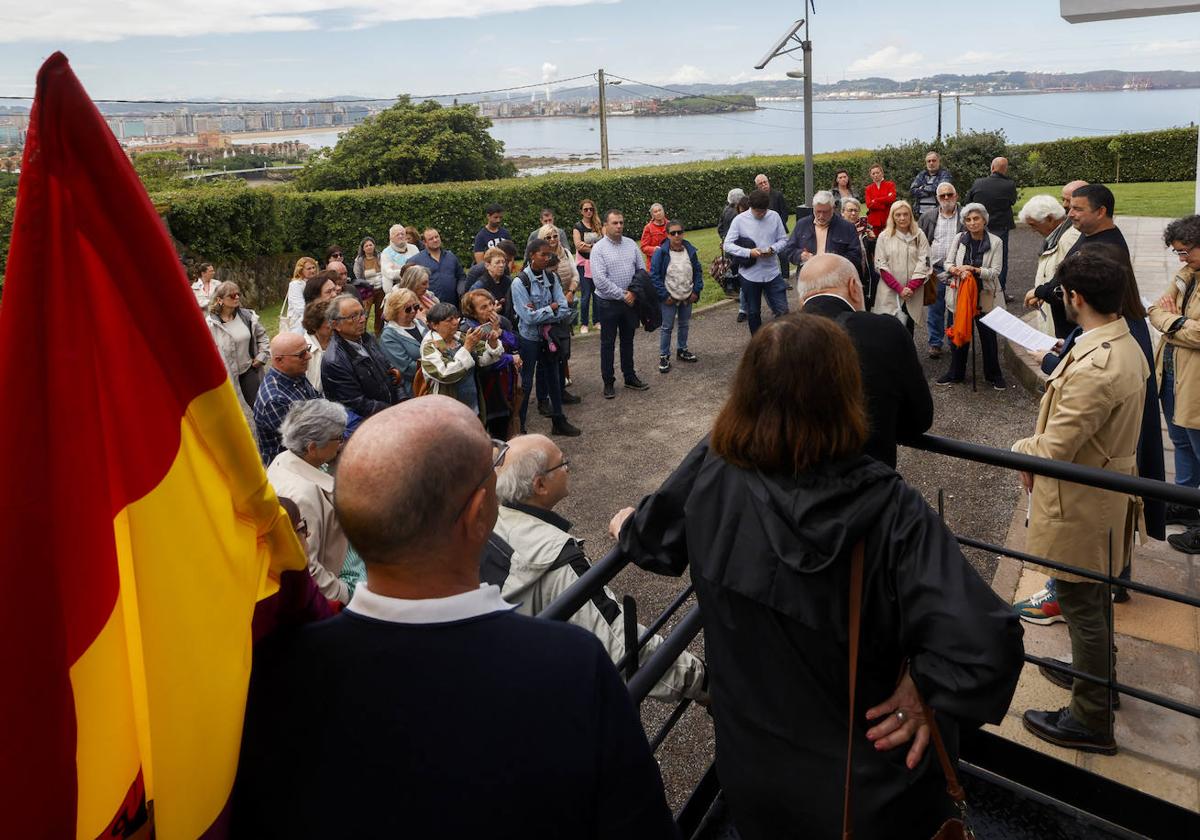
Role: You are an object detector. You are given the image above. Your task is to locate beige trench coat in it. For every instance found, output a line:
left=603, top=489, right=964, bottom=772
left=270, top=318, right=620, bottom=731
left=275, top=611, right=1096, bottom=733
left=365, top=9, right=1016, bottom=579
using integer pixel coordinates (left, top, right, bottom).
left=1012, top=318, right=1148, bottom=582
left=1148, top=264, right=1200, bottom=428
left=267, top=449, right=350, bottom=604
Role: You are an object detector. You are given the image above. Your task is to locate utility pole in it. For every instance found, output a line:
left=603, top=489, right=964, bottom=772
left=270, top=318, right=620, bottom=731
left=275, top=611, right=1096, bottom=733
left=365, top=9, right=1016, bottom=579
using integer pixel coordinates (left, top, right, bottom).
left=598, top=68, right=610, bottom=170
left=936, top=91, right=942, bottom=143
left=757, top=10, right=815, bottom=204
left=955, top=94, right=962, bottom=136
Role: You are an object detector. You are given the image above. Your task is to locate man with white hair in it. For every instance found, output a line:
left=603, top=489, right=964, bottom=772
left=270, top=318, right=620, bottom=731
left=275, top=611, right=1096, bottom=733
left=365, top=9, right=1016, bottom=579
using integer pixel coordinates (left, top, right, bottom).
left=380, top=223, right=418, bottom=293
left=798, top=254, right=932, bottom=468
left=487, top=434, right=708, bottom=705
left=966, top=157, right=1018, bottom=300
left=780, top=190, right=862, bottom=273
left=918, top=182, right=964, bottom=359
left=1021, top=193, right=1080, bottom=339
left=910, top=150, right=953, bottom=216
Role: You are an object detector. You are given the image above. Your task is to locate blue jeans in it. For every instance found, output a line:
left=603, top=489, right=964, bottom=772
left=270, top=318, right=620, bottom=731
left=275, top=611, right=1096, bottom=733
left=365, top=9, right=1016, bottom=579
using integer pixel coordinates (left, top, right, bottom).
left=595, top=297, right=638, bottom=385
left=742, top=275, right=789, bottom=334
left=659, top=300, right=692, bottom=355
left=578, top=265, right=594, bottom=326
left=926, top=279, right=948, bottom=349
left=519, top=336, right=562, bottom=428
left=996, top=228, right=1010, bottom=291
left=1161, top=370, right=1200, bottom=487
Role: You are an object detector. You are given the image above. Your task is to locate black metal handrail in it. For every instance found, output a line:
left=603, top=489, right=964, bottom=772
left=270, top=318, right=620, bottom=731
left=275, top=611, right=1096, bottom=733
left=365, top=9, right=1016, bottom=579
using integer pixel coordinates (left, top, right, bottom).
left=537, top=547, right=628, bottom=622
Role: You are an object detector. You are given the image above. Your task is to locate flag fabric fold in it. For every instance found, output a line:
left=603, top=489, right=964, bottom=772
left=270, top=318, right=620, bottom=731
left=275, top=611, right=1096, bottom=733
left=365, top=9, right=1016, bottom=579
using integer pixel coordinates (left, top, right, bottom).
left=0, top=52, right=306, bottom=838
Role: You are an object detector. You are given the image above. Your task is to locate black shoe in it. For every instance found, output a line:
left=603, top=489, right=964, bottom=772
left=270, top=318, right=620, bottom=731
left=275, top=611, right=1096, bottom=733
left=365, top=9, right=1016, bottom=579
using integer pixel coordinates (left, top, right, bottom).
left=560, top=390, right=581, bottom=405
left=537, top=399, right=551, bottom=417
left=989, top=377, right=1008, bottom=391
left=1022, top=707, right=1116, bottom=754
left=1165, top=503, right=1200, bottom=526
left=677, top=349, right=698, bottom=363
left=928, top=346, right=943, bottom=359
left=1112, top=586, right=1131, bottom=604
left=659, top=355, right=671, bottom=374
left=624, top=377, right=649, bottom=391
left=786, top=283, right=794, bottom=291
left=935, top=373, right=963, bottom=386
left=1038, top=660, right=1120, bottom=709
left=551, top=416, right=581, bottom=437
left=603, top=383, right=615, bottom=399
left=1004, top=292, right=1015, bottom=304
left=1167, top=526, right=1200, bottom=554
left=736, top=312, right=747, bottom=323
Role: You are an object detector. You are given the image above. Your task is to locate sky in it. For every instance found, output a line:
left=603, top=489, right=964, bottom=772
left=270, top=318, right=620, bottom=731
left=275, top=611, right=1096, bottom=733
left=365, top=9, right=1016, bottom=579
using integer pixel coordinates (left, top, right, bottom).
left=2, top=1, right=1200, bottom=101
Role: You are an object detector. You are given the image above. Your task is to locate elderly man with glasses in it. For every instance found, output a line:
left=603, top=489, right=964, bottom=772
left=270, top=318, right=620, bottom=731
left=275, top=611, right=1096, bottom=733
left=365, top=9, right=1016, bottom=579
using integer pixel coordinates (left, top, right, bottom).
left=918, top=183, right=963, bottom=359
left=781, top=190, right=863, bottom=275
left=320, top=293, right=402, bottom=423
left=254, top=332, right=322, bottom=465
left=484, top=434, right=708, bottom=706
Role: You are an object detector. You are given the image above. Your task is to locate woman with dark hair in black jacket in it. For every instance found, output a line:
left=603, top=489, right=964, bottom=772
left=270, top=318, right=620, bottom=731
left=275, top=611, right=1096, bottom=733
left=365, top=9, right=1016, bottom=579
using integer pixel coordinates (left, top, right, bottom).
left=611, top=314, right=1024, bottom=840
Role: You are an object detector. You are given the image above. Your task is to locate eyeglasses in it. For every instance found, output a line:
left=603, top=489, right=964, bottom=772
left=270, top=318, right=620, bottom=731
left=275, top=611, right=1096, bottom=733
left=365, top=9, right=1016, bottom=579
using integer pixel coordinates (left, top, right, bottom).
left=294, top=517, right=309, bottom=537
left=542, top=458, right=570, bottom=476
left=937, top=194, right=955, bottom=199
left=667, top=231, right=684, bottom=237
left=226, top=292, right=240, bottom=299
left=1171, top=246, right=1197, bottom=257
left=452, top=439, right=510, bottom=523
left=334, top=311, right=366, bottom=321
left=276, top=349, right=312, bottom=359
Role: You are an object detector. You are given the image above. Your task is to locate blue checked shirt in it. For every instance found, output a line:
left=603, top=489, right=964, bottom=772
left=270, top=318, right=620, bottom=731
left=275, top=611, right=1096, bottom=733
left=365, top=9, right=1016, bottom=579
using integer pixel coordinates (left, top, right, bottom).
left=254, top=366, right=321, bottom=466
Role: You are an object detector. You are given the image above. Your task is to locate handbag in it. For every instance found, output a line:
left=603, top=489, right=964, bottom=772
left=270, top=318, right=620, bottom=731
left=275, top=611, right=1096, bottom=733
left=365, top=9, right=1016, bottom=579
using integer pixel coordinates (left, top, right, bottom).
left=841, top=540, right=973, bottom=840
left=923, top=277, right=937, bottom=306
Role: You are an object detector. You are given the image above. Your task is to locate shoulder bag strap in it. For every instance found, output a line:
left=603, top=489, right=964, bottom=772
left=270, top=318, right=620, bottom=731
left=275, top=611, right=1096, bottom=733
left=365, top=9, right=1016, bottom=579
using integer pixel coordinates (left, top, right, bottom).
left=841, top=539, right=865, bottom=840
left=925, top=702, right=967, bottom=809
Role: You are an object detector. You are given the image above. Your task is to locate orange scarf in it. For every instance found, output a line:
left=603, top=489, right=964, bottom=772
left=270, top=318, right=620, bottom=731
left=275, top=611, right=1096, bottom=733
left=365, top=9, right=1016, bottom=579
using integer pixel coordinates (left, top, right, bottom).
left=946, top=270, right=979, bottom=348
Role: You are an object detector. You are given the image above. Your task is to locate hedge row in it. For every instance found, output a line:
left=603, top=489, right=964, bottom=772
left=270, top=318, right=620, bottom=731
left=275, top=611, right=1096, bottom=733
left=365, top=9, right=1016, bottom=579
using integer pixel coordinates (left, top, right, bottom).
left=1, top=127, right=1196, bottom=282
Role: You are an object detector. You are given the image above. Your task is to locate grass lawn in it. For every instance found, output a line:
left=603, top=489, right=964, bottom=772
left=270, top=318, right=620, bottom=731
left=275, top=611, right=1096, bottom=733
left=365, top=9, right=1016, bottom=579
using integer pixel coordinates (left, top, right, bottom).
left=1018, top=181, right=1194, bottom=218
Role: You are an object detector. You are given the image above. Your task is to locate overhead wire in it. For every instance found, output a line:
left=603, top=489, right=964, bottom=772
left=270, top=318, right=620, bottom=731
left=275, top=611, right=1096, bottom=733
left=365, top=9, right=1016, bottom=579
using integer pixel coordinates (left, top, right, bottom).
left=965, top=100, right=1179, bottom=134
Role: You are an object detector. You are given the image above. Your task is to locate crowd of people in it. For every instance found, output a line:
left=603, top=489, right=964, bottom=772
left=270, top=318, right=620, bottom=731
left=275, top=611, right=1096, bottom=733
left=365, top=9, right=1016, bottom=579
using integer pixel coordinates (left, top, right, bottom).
left=184, top=166, right=1200, bottom=836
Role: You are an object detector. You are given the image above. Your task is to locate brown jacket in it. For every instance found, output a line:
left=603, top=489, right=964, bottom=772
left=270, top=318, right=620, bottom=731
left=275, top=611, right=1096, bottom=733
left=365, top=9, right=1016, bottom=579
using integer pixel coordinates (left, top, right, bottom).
left=1148, top=264, right=1200, bottom=428
left=1013, top=317, right=1147, bottom=582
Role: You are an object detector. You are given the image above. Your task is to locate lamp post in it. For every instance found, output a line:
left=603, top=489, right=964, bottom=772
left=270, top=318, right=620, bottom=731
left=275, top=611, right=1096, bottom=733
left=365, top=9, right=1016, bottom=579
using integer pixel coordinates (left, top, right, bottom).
left=757, top=13, right=814, bottom=204
left=597, top=70, right=622, bottom=171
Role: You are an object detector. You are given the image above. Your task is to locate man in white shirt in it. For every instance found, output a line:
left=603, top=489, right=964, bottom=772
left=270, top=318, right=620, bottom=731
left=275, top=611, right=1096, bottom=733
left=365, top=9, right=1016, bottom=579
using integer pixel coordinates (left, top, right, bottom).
left=590, top=209, right=650, bottom=399
left=723, top=189, right=789, bottom=334
left=917, top=183, right=963, bottom=359
left=380, top=223, right=418, bottom=293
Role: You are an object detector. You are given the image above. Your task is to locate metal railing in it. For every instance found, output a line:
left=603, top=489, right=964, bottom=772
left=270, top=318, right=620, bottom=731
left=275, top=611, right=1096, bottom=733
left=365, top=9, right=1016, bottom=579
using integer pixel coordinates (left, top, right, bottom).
left=537, top=430, right=1200, bottom=836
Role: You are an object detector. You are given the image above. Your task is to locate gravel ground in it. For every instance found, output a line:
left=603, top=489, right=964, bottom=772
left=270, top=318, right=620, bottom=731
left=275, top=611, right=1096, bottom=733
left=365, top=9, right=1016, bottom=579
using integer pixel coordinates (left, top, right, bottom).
left=536, top=227, right=1044, bottom=808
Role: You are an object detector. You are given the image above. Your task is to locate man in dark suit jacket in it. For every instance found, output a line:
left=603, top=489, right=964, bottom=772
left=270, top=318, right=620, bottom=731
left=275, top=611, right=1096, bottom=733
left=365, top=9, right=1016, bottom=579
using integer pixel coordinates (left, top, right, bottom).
left=781, top=191, right=862, bottom=271
left=799, top=254, right=934, bottom=468
left=966, top=157, right=1018, bottom=297
left=320, top=293, right=401, bottom=420
left=233, top=397, right=676, bottom=838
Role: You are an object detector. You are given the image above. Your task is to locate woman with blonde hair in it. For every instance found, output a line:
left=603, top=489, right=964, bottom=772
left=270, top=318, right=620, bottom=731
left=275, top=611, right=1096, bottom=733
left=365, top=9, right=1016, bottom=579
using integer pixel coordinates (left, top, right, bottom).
left=206, top=281, right=270, bottom=428
left=378, top=288, right=430, bottom=399
left=874, top=200, right=930, bottom=337
left=398, top=263, right=439, bottom=321
left=282, top=256, right=318, bottom=334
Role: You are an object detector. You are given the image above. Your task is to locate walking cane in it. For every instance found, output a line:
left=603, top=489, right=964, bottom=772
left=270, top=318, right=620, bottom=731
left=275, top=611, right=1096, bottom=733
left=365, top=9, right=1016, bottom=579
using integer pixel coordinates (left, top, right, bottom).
left=970, top=315, right=978, bottom=393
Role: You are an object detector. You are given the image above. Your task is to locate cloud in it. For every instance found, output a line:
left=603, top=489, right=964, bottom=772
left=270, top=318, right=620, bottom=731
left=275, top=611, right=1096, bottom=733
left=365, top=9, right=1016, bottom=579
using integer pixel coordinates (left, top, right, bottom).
left=0, top=0, right=617, bottom=43
left=663, top=65, right=711, bottom=85
left=846, top=46, right=924, bottom=77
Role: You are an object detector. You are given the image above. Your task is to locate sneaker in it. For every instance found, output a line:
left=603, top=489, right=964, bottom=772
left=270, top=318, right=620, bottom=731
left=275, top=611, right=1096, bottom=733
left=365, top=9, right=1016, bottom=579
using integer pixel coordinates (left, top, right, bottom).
left=537, top=399, right=552, bottom=417
left=564, top=377, right=573, bottom=387
left=935, top=373, right=963, bottom=386
left=1038, top=659, right=1121, bottom=709
left=603, top=383, right=615, bottom=399
left=677, top=349, right=698, bottom=363
left=624, top=377, right=650, bottom=391
left=989, top=378, right=1008, bottom=391
left=579, top=325, right=589, bottom=334
left=1165, top=503, right=1200, bottom=526
left=551, top=416, right=582, bottom=437
left=928, top=346, right=943, bottom=359
left=1022, top=707, right=1116, bottom=755
left=560, top=390, right=581, bottom=405
left=659, top=355, right=672, bottom=373
left=1167, top=526, right=1200, bottom=554
left=1015, top=587, right=1065, bottom=625
left=736, top=312, right=747, bottom=323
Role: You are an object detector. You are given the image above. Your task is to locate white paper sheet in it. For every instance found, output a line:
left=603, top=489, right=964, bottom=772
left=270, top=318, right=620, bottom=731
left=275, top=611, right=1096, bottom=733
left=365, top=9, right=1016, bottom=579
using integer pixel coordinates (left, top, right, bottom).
left=979, top=307, right=1059, bottom=353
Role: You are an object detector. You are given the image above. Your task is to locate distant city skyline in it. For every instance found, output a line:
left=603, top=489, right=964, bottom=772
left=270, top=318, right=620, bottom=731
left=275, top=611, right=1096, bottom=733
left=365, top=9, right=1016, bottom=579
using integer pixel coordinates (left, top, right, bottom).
left=2, top=1, right=1200, bottom=101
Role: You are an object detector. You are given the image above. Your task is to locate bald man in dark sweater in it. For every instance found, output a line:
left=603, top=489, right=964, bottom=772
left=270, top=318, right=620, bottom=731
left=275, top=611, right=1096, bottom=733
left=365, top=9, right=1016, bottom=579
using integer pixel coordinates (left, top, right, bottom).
left=232, top=397, right=676, bottom=839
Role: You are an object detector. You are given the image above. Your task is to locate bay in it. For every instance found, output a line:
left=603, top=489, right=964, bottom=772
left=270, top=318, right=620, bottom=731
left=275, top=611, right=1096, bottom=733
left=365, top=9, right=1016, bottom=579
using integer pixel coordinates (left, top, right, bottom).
left=234, top=89, right=1200, bottom=174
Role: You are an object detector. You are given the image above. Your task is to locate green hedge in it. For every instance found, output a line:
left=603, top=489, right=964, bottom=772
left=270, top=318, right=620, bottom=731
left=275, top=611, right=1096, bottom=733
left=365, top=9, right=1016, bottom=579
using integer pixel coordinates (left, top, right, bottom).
left=1, top=127, right=1196, bottom=280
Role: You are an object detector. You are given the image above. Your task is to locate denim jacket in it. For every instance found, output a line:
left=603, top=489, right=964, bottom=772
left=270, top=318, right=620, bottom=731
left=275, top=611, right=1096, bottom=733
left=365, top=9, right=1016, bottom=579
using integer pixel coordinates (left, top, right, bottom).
left=509, top=265, right=570, bottom=341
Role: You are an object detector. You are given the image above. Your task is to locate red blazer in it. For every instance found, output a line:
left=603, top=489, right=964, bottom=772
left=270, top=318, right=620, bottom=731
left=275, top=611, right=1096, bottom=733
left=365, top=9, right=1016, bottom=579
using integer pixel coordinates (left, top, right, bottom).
left=864, top=180, right=897, bottom=235
left=640, top=220, right=669, bottom=268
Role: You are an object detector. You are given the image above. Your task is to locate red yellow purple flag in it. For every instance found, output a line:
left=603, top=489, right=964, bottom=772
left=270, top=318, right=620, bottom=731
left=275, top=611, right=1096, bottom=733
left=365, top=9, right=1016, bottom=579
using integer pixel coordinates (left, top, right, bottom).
left=0, top=53, right=306, bottom=837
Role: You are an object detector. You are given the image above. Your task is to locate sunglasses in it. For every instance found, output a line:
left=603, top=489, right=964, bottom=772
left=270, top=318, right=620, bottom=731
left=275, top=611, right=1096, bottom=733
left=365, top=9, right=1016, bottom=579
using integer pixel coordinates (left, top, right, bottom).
left=403, top=305, right=420, bottom=314
left=583, top=207, right=595, bottom=212
left=668, top=231, right=684, bottom=236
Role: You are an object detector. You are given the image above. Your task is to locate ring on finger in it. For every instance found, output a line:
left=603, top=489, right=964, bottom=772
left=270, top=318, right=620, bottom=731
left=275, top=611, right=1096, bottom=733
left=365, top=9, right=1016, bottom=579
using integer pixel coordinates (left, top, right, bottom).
left=894, top=710, right=908, bottom=724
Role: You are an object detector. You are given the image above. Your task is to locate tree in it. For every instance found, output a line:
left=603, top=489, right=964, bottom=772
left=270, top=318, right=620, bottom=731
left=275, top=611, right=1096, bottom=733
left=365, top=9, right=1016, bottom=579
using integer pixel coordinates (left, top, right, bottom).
left=296, top=96, right=515, bottom=190
left=132, top=151, right=186, bottom=190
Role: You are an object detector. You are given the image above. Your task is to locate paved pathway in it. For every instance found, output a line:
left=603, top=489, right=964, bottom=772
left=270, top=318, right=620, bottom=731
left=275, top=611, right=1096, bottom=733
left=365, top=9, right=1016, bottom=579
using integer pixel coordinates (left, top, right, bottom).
left=1000, top=216, right=1200, bottom=814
